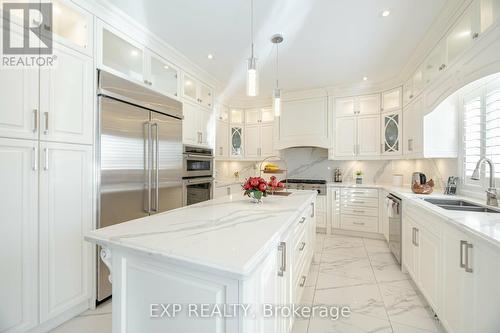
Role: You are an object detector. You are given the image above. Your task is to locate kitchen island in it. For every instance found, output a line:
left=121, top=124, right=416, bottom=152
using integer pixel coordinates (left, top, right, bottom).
left=86, top=190, right=317, bottom=333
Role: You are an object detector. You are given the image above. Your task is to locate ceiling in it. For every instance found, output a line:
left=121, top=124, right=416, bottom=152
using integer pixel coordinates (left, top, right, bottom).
left=105, top=0, right=450, bottom=101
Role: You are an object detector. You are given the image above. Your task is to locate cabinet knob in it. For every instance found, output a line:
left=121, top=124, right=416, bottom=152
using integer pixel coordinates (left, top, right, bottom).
left=472, top=32, right=479, bottom=40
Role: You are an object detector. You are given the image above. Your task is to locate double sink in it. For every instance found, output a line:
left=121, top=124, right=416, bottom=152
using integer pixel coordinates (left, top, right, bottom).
left=423, top=198, right=500, bottom=213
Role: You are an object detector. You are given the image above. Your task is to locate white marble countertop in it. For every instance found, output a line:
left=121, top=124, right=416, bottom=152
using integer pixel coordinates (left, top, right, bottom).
left=85, top=190, right=317, bottom=278
left=214, top=179, right=243, bottom=187
left=328, top=182, right=500, bottom=249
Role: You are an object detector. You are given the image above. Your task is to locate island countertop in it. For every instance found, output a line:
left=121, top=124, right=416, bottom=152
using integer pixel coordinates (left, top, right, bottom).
left=85, top=190, right=317, bottom=278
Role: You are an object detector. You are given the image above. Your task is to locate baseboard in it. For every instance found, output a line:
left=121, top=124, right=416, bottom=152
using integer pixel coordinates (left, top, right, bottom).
left=331, top=228, right=385, bottom=240
left=27, top=301, right=90, bottom=333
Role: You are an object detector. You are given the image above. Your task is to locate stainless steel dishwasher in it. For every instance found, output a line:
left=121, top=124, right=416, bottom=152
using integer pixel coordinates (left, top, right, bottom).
left=387, top=194, right=402, bottom=264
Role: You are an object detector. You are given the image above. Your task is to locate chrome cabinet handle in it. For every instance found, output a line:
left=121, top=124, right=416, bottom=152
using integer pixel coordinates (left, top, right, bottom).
left=353, top=209, right=365, bottom=214
left=32, top=147, right=38, bottom=171
left=352, top=200, right=365, bottom=204
left=278, top=242, right=286, bottom=277
left=145, top=122, right=152, bottom=213
left=472, top=32, right=479, bottom=40
left=299, top=242, right=306, bottom=251
left=465, top=242, right=473, bottom=273
left=353, top=221, right=365, bottom=225
left=412, top=227, right=416, bottom=246
left=460, top=240, right=467, bottom=269
left=311, top=202, right=315, bottom=217
left=152, top=123, right=159, bottom=212
left=299, top=275, right=307, bottom=287
left=32, top=109, right=38, bottom=133
left=299, top=217, right=306, bottom=224
left=43, top=148, right=49, bottom=170
left=43, top=112, right=49, bottom=134
left=414, top=228, right=419, bottom=247
left=219, top=147, right=223, bottom=155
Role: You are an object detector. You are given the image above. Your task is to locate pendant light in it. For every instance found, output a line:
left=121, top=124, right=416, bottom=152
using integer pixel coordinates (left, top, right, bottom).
left=271, top=34, right=283, bottom=117
left=246, top=0, right=258, bottom=96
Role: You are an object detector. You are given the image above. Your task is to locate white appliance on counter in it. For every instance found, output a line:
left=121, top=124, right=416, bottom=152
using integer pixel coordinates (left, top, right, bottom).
left=96, top=70, right=184, bottom=302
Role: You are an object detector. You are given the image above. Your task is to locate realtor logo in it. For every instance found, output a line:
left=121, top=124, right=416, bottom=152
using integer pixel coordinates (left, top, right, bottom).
left=2, top=2, right=53, bottom=55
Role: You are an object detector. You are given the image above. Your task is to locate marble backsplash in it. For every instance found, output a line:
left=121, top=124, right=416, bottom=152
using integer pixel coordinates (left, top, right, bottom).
left=215, top=147, right=458, bottom=189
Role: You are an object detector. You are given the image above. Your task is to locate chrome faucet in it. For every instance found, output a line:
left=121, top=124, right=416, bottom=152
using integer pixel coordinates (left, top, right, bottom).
left=471, top=157, right=498, bottom=207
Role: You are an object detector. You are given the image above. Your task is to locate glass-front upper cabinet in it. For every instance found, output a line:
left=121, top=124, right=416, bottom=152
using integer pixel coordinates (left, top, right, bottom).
left=148, top=52, right=179, bottom=98
left=101, top=25, right=145, bottom=83
left=216, top=104, right=229, bottom=122
left=199, top=84, right=213, bottom=109
left=424, top=40, right=446, bottom=85
left=231, top=127, right=243, bottom=157
left=183, top=74, right=197, bottom=101
left=230, top=109, right=244, bottom=124
left=381, top=88, right=401, bottom=112
left=245, top=108, right=261, bottom=124
left=446, top=7, right=476, bottom=65
left=261, top=107, right=274, bottom=123
left=381, top=111, right=402, bottom=156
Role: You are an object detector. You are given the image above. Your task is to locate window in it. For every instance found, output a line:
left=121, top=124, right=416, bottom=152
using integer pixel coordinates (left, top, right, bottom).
left=462, top=75, right=500, bottom=188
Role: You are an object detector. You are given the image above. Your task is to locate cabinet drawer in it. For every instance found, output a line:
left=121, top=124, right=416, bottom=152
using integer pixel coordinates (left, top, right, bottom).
left=342, top=206, right=378, bottom=217
left=292, top=226, right=308, bottom=271
left=341, top=188, right=378, bottom=198
left=293, top=257, right=310, bottom=304
left=341, top=215, right=378, bottom=233
left=341, top=196, right=379, bottom=208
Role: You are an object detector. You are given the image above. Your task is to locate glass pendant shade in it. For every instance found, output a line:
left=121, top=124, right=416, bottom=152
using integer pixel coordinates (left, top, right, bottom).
left=273, top=88, right=281, bottom=117
left=246, top=57, right=258, bottom=96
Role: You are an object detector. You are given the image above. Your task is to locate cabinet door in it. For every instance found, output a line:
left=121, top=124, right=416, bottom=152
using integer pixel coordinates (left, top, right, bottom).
left=412, top=98, right=424, bottom=154
left=198, top=109, right=213, bottom=147
left=381, top=88, right=401, bottom=112
left=471, top=242, right=500, bottom=333
left=480, top=0, right=500, bottom=33
left=357, top=115, right=380, bottom=157
left=412, top=65, right=425, bottom=98
left=335, top=117, right=356, bottom=157
left=101, top=26, right=145, bottom=83
left=216, top=104, right=229, bottom=122
left=381, top=111, right=402, bottom=155
left=39, top=142, right=92, bottom=322
left=216, top=120, right=229, bottom=158
left=49, top=0, right=93, bottom=56
left=40, top=44, right=93, bottom=145
left=0, top=139, right=38, bottom=333
left=358, top=94, right=381, bottom=115
left=403, top=77, right=414, bottom=105
left=260, top=123, right=274, bottom=157
left=402, top=216, right=417, bottom=279
left=424, top=41, right=446, bottom=85
left=447, top=8, right=475, bottom=65
left=261, top=108, right=274, bottom=123
left=418, top=227, right=441, bottom=312
left=230, top=108, right=244, bottom=124
left=402, top=99, right=423, bottom=156
left=148, top=53, right=179, bottom=98
left=245, top=108, right=261, bottom=124
left=0, top=23, right=38, bottom=141
left=199, top=83, right=213, bottom=109
left=335, top=97, right=355, bottom=116
left=182, top=74, right=198, bottom=102
left=182, top=102, right=199, bottom=145
left=230, top=126, right=243, bottom=158
left=328, top=188, right=341, bottom=230
left=441, top=226, right=473, bottom=333
left=244, top=125, right=260, bottom=159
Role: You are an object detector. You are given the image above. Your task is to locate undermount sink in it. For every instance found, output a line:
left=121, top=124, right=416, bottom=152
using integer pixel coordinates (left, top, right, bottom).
left=423, top=198, right=500, bottom=213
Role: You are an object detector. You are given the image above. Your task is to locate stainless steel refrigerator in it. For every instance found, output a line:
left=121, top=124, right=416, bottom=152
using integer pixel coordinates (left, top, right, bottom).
left=96, top=71, right=183, bottom=302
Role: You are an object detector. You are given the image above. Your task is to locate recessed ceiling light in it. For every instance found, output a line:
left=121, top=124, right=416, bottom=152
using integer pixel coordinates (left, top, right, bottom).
left=381, top=10, right=391, bottom=17
left=207, top=54, right=214, bottom=60
left=363, top=76, right=368, bottom=81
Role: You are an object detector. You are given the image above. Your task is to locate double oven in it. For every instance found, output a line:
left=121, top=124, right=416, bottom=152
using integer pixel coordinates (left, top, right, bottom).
left=182, top=146, right=214, bottom=206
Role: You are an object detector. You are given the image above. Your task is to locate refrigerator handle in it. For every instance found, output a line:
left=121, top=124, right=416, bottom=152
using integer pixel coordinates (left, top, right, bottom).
left=152, top=122, right=159, bottom=212
left=145, top=122, right=152, bottom=213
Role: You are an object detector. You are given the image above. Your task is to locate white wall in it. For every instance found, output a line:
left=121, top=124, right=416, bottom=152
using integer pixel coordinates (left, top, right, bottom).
left=215, top=148, right=458, bottom=189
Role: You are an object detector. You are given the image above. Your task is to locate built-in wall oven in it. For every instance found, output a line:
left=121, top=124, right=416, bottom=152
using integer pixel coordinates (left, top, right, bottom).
left=182, top=146, right=214, bottom=205
left=183, top=146, right=214, bottom=178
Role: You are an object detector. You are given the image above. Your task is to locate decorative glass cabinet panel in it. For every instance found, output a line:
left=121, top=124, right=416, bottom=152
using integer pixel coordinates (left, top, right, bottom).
left=382, top=112, right=402, bottom=155
left=51, top=0, right=91, bottom=52
left=231, top=127, right=243, bottom=157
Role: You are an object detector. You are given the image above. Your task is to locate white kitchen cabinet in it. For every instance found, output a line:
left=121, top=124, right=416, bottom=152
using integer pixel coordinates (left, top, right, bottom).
left=417, top=226, right=441, bottom=312
left=339, top=189, right=379, bottom=233
left=402, top=215, right=418, bottom=280
left=334, top=97, right=355, bottom=117
left=230, top=108, right=245, bottom=124
left=479, top=0, right=500, bottom=33
left=215, top=120, right=229, bottom=158
left=39, top=43, right=94, bottom=145
left=357, top=115, right=381, bottom=157
left=0, top=66, right=38, bottom=140
left=38, top=142, right=92, bottom=323
left=245, top=108, right=261, bottom=124
left=403, top=66, right=424, bottom=105
left=0, top=139, right=38, bottom=333
left=379, top=190, right=389, bottom=241
left=423, top=41, right=447, bottom=86
left=260, top=123, right=274, bottom=156
left=447, top=8, right=476, bottom=66
left=381, top=110, right=402, bottom=156
left=334, top=117, right=356, bottom=157
left=182, top=74, right=213, bottom=109
left=147, top=52, right=179, bottom=98
left=244, top=125, right=260, bottom=159
left=49, top=0, right=93, bottom=56
left=182, top=101, right=213, bottom=147
left=277, top=97, right=329, bottom=149
left=358, top=94, right=381, bottom=115
left=216, top=104, right=229, bottom=122
left=327, top=187, right=341, bottom=231
left=381, top=87, right=402, bottom=112
left=100, top=24, right=145, bottom=83
left=402, top=97, right=423, bottom=156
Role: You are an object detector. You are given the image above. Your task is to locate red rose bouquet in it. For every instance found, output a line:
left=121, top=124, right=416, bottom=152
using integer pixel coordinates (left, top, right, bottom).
left=243, top=177, right=268, bottom=202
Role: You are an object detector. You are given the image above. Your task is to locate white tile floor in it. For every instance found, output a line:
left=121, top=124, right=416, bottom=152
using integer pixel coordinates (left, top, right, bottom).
left=50, top=234, right=444, bottom=333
